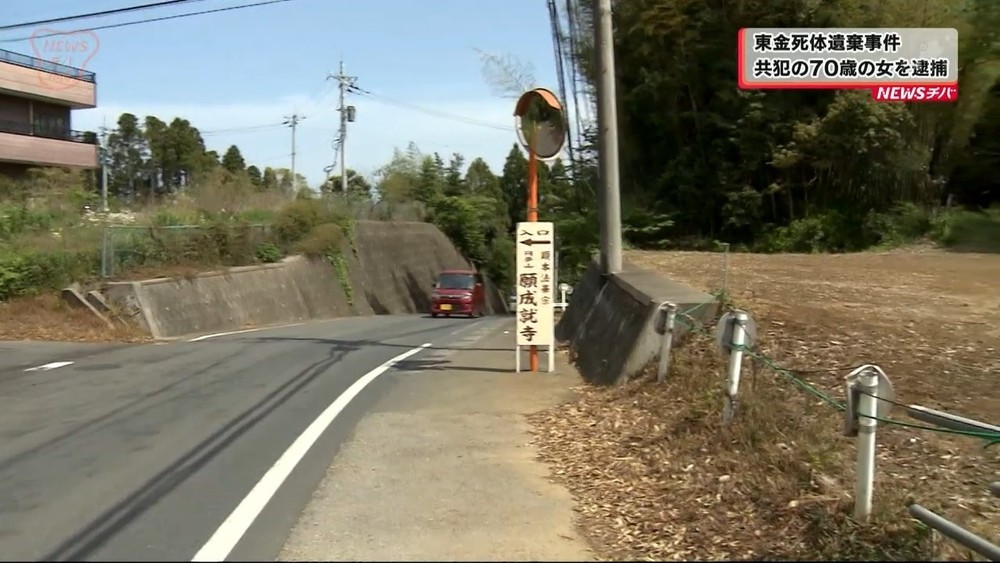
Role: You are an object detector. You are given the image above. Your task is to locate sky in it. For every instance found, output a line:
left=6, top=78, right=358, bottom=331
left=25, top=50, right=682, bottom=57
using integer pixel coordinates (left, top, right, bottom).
left=0, top=0, right=567, bottom=187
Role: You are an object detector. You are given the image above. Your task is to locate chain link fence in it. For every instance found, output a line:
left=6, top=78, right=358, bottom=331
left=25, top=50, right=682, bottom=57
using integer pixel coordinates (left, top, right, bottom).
left=99, top=223, right=273, bottom=278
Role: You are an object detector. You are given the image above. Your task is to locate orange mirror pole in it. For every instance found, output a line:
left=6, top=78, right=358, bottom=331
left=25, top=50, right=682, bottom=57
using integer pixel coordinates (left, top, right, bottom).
left=527, top=130, right=539, bottom=372
left=513, top=87, right=566, bottom=375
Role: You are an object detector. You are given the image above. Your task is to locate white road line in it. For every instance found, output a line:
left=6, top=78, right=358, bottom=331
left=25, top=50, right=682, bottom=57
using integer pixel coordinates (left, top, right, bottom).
left=187, top=323, right=305, bottom=342
left=24, top=361, right=74, bottom=372
left=191, top=342, right=434, bottom=562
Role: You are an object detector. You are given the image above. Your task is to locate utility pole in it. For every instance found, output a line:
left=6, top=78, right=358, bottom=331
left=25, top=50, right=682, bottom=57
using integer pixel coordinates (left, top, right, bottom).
left=99, top=117, right=108, bottom=213
left=594, top=0, right=623, bottom=274
left=329, top=60, right=357, bottom=193
left=283, top=113, right=304, bottom=192
left=99, top=117, right=110, bottom=278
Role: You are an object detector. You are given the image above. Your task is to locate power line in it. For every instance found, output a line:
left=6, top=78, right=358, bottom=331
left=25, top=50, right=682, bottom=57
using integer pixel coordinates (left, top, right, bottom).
left=1, top=0, right=297, bottom=43
left=257, top=143, right=330, bottom=164
left=299, top=79, right=337, bottom=116
left=349, top=85, right=512, bottom=132
left=201, top=123, right=285, bottom=136
left=201, top=83, right=336, bottom=137
left=0, top=0, right=209, bottom=32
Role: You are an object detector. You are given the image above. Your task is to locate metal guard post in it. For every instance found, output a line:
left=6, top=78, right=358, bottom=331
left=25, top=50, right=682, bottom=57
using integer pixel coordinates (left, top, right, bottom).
left=908, top=504, right=1000, bottom=561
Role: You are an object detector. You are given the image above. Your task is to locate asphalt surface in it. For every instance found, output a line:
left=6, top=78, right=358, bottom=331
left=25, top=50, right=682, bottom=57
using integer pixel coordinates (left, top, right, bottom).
left=0, top=314, right=502, bottom=562
left=278, top=323, right=593, bottom=562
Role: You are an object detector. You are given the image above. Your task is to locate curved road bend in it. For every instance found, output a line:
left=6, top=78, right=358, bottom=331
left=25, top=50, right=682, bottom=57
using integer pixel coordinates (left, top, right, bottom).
left=0, top=314, right=504, bottom=562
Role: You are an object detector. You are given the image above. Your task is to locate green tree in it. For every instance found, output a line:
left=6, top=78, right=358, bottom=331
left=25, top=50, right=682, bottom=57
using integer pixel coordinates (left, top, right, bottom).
left=413, top=154, right=446, bottom=204
left=465, top=157, right=501, bottom=199
left=261, top=167, right=279, bottom=191
left=947, top=79, right=1000, bottom=209
left=443, top=153, right=466, bottom=196
left=564, top=0, right=999, bottom=250
left=221, top=145, right=246, bottom=174
left=246, top=165, right=263, bottom=188
left=498, top=144, right=528, bottom=230
left=374, top=146, right=422, bottom=204
left=105, top=112, right=148, bottom=201
left=143, top=116, right=216, bottom=198
left=322, top=169, right=372, bottom=199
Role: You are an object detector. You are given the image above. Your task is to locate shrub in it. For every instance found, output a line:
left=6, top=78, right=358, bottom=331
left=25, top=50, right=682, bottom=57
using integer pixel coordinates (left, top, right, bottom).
left=295, top=222, right=345, bottom=258
left=757, top=211, right=863, bottom=253
left=0, top=205, right=56, bottom=239
left=255, top=242, right=283, bottom=263
left=273, top=199, right=346, bottom=248
left=0, top=248, right=97, bottom=300
left=150, top=209, right=198, bottom=227
left=934, top=205, right=1000, bottom=252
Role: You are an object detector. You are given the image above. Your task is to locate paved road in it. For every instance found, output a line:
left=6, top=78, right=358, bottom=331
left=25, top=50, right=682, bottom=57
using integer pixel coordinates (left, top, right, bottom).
left=278, top=324, right=593, bottom=561
left=0, top=314, right=502, bottom=562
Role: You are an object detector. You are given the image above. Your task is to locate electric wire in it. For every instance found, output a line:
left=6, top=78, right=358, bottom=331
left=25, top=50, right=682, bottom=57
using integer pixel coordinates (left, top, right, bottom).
left=0, top=0, right=210, bottom=31
left=1, top=0, right=297, bottom=43
left=348, top=84, right=512, bottom=132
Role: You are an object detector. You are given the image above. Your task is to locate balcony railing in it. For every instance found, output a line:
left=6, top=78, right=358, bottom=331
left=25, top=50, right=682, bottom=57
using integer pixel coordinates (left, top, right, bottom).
left=0, top=118, right=96, bottom=144
left=0, top=47, right=96, bottom=83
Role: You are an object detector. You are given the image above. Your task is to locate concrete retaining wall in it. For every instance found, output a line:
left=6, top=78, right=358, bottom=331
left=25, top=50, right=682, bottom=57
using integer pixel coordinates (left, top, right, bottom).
left=555, top=258, right=720, bottom=386
left=103, top=220, right=510, bottom=339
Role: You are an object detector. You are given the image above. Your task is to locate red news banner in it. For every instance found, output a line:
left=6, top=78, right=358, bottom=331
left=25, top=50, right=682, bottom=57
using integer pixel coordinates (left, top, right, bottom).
left=737, top=27, right=959, bottom=102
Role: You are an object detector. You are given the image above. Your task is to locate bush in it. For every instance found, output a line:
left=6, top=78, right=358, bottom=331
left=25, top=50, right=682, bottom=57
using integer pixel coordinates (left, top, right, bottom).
left=193, top=219, right=258, bottom=265
left=295, top=222, right=345, bottom=258
left=755, top=207, right=936, bottom=253
left=273, top=199, right=346, bottom=248
left=934, top=205, right=1000, bottom=252
left=0, top=205, right=57, bottom=239
left=756, top=211, right=862, bottom=253
left=0, top=248, right=97, bottom=300
left=859, top=202, right=935, bottom=248
left=255, top=242, right=282, bottom=263
left=150, top=208, right=199, bottom=227
left=238, top=208, right=277, bottom=224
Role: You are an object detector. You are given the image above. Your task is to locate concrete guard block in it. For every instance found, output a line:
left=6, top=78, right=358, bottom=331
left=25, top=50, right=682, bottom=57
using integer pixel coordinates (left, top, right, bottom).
left=555, top=258, right=720, bottom=386
left=61, top=286, right=114, bottom=328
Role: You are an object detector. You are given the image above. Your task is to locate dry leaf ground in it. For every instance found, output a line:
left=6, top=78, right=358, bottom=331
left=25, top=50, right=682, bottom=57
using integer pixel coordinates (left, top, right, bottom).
left=0, top=263, right=230, bottom=343
left=0, top=293, right=148, bottom=343
left=530, top=248, right=999, bottom=561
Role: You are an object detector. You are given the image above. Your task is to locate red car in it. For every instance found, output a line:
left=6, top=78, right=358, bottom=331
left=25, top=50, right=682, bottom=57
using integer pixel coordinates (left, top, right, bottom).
left=430, top=269, right=486, bottom=318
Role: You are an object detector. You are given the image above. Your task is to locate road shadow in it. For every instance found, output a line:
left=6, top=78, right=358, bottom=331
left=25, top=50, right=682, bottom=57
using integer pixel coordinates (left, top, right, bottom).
left=365, top=290, right=390, bottom=315
left=394, top=357, right=515, bottom=375
left=252, top=335, right=510, bottom=354
left=40, top=337, right=363, bottom=561
left=405, top=271, right=432, bottom=313
left=0, top=346, right=249, bottom=480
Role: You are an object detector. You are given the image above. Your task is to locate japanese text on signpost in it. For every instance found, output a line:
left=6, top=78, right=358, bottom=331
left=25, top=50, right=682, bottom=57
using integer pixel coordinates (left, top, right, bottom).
left=515, top=222, right=555, bottom=347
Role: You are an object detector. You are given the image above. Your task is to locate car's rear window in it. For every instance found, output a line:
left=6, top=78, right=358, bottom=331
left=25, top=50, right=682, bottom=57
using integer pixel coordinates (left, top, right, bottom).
left=438, top=273, right=474, bottom=289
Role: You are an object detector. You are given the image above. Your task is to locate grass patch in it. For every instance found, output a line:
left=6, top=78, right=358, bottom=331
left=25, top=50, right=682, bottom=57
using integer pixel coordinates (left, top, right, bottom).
left=935, top=205, right=1000, bottom=253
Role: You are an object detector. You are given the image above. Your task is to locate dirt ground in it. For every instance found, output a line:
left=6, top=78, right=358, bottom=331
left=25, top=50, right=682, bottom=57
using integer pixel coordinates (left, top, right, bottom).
left=629, top=247, right=1000, bottom=418
left=0, top=264, right=216, bottom=343
left=0, top=294, right=148, bottom=343
left=529, top=248, right=999, bottom=561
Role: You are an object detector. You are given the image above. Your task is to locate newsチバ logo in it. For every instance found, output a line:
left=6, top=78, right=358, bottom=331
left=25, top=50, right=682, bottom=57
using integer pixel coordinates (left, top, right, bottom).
left=29, top=28, right=100, bottom=90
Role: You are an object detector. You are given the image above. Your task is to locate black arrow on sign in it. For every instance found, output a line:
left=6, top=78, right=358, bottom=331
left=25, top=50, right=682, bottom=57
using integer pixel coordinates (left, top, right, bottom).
left=519, top=238, right=552, bottom=246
